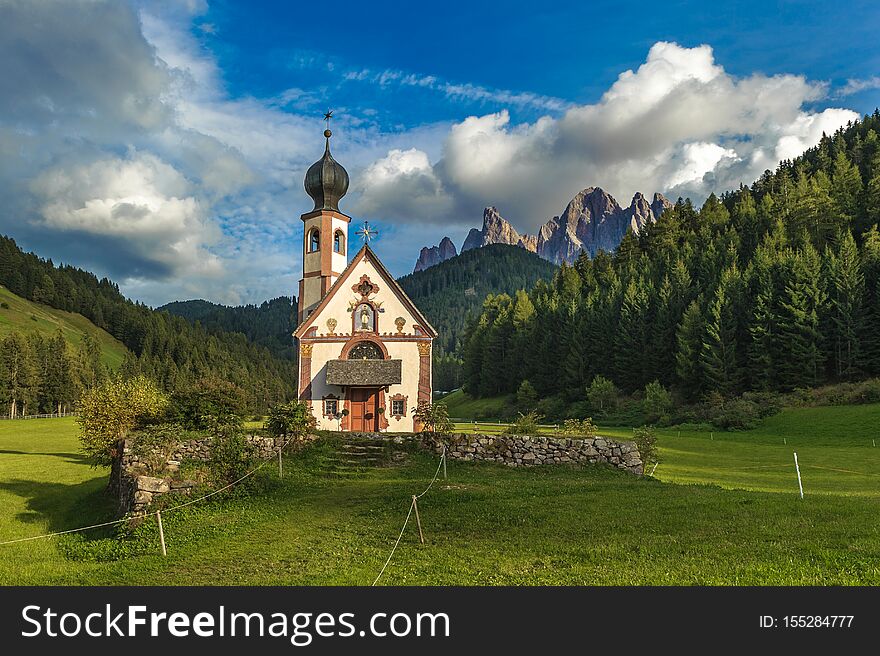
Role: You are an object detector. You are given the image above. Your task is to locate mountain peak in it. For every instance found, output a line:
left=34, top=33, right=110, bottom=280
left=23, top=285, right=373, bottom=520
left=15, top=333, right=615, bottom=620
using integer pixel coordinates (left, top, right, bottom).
left=413, top=236, right=459, bottom=272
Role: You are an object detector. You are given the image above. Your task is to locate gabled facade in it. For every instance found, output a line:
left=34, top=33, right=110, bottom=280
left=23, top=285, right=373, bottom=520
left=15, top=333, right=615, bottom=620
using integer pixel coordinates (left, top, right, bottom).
left=293, top=128, right=436, bottom=432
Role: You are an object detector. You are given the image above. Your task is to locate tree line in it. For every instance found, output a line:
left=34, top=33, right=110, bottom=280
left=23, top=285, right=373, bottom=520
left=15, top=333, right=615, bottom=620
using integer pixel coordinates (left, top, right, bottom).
left=0, top=236, right=297, bottom=412
left=0, top=331, right=105, bottom=418
left=160, top=297, right=298, bottom=361
left=461, top=110, right=880, bottom=403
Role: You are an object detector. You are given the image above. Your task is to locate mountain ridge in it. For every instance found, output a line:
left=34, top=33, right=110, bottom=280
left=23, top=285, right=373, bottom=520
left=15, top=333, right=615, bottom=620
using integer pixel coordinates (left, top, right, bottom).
left=414, top=186, right=672, bottom=272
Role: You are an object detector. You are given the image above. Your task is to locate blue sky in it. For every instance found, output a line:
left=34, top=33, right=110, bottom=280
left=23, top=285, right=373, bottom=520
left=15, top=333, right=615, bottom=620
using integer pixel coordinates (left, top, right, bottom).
left=1, top=0, right=879, bottom=306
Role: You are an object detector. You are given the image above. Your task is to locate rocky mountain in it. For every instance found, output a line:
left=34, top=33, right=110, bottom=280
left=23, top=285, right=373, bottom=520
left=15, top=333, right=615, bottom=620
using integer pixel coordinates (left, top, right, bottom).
left=460, top=207, right=537, bottom=253
left=415, top=187, right=672, bottom=271
left=413, top=236, right=458, bottom=272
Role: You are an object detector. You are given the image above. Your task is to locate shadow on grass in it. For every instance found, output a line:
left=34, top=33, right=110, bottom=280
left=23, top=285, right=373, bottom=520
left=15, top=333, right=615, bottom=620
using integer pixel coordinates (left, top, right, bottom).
left=0, top=477, right=117, bottom=541
left=0, top=449, right=92, bottom=465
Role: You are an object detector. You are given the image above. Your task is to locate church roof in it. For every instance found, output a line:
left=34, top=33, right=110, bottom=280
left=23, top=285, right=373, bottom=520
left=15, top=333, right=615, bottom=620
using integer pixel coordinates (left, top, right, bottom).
left=293, top=243, right=438, bottom=339
left=326, top=359, right=402, bottom=386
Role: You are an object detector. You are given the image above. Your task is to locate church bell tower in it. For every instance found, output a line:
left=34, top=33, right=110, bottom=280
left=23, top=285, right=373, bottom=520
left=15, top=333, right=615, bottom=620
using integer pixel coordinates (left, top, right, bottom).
left=298, top=121, right=350, bottom=322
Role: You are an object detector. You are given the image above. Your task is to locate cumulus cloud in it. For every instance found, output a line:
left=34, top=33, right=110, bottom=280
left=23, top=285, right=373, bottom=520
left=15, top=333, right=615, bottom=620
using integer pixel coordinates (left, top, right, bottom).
left=355, top=149, right=452, bottom=220
left=356, top=42, right=859, bottom=234
left=31, top=152, right=221, bottom=279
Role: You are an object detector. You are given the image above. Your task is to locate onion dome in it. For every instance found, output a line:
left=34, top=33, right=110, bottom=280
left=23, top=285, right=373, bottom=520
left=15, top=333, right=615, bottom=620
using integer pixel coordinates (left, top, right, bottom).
left=304, top=128, right=349, bottom=212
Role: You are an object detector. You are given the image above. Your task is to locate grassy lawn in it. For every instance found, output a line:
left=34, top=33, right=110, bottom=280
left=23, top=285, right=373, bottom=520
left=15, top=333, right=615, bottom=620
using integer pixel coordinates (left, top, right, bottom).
left=455, top=404, right=880, bottom=497
left=440, top=389, right=513, bottom=420
left=0, top=285, right=127, bottom=369
left=0, top=415, right=878, bottom=585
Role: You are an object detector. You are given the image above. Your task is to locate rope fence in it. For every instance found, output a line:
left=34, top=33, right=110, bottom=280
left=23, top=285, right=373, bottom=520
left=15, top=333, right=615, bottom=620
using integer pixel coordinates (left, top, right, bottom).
left=371, top=446, right=446, bottom=586
left=0, top=433, right=299, bottom=548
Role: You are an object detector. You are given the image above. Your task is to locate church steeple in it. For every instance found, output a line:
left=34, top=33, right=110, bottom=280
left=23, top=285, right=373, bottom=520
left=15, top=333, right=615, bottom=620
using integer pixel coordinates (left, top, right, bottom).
left=303, top=115, right=349, bottom=212
left=297, top=116, right=351, bottom=323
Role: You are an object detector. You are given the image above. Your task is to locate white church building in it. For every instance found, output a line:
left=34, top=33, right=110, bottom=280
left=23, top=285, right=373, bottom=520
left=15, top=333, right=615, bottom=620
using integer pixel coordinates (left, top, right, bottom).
left=293, top=125, right=437, bottom=432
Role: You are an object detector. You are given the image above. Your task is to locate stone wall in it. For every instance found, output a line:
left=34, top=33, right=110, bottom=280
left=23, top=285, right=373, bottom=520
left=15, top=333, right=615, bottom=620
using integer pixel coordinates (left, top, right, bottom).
left=382, top=431, right=643, bottom=474
left=112, top=430, right=643, bottom=517
left=113, top=434, right=309, bottom=517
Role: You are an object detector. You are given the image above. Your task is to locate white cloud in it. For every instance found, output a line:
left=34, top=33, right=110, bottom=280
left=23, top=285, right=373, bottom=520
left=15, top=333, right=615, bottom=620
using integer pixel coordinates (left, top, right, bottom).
left=31, top=152, right=222, bottom=279
left=357, top=42, right=859, bottom=234
left=355, top=148, right=452, bottom=220
left=838, top=77, right=880, bottom=97
left=342, top=67, right=573, bottom=113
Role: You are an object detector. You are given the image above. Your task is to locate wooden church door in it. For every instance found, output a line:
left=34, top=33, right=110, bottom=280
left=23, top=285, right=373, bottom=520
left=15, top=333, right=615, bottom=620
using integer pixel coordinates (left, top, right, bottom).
left=349, top=387, right=378, bottom=432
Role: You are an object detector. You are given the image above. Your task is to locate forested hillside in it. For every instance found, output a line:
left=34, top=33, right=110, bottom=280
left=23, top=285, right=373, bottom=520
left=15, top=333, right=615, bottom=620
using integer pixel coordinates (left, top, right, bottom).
left=399, top=244, right=558, bottom=390
left=160, top=297, right=298, bottom=360
left=0, top=284, right=126, bottom=369
left=0, top=236, right=297, bottom=414
left=462, top=110, right=880, bottom=404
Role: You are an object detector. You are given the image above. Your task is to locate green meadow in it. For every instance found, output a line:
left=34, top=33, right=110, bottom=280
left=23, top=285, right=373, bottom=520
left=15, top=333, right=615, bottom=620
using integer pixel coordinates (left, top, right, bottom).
left=0, top=410, right=878, bottom=585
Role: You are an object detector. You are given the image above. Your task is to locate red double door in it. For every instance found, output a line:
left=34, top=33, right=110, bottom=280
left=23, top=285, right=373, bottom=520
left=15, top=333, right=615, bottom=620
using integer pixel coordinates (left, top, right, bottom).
left=348, top=387, right=379, bottom=432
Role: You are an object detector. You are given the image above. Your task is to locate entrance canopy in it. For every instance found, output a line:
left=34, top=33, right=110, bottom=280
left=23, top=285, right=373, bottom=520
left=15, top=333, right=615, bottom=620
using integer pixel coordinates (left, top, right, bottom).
left=325, top=359, right=402, bottom=386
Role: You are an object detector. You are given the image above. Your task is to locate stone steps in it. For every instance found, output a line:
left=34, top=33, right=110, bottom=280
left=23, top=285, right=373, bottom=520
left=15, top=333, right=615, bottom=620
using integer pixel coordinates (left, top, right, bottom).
left=318, top=438, right=394, bottom=476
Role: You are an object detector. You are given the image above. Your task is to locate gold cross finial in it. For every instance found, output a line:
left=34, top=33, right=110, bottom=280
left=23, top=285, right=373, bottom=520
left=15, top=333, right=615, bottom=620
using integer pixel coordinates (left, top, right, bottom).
left=355, top=221, right=378, bottom=244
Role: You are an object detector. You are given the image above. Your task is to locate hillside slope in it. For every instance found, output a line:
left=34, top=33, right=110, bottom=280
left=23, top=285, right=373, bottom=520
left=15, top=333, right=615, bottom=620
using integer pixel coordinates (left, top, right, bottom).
left=398, top=243, right=558, bottom=355
left=0, top=284, right=126, bottom=369
left=159, top=296, right=297, bottom=360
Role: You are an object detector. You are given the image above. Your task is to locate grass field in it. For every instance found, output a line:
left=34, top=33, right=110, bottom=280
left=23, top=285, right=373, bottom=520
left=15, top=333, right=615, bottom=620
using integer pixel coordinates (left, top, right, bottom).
left=0, top=285, right=128, bottom=369
left=454, top=403, right=880, bottom=496
left=0, top=411, right=878, bottom=585
left=440, top=389, right=512, bottom=420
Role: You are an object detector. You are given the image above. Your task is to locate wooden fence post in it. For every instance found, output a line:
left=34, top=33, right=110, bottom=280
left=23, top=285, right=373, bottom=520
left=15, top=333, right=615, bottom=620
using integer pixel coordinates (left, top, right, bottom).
left=157, top=511, right=167, bottom=556
left=412, top=495, right=425, bottom=544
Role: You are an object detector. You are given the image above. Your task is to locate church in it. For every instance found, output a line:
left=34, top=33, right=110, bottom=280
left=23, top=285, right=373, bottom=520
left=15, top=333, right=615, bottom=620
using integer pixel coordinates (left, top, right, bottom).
left=293, top=125, right=437, bottom=432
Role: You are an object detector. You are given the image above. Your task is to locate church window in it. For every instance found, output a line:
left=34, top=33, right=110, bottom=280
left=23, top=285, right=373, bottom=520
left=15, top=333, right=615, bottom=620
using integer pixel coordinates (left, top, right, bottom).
left=334, top=230, right=345, bottom=254
left=347, top=341, right=383, bottom=360
left=354, top=303, right=376, bottom=332
left=323, top=397, right=339, bottom=417
left=390, top=398, right=407, bottom=418
left=308, top=228, right=320, bottom=252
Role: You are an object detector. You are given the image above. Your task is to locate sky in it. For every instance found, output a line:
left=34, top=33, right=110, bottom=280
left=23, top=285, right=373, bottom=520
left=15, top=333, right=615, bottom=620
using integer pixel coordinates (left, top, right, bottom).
left=2, top=0, right=879, bottom=307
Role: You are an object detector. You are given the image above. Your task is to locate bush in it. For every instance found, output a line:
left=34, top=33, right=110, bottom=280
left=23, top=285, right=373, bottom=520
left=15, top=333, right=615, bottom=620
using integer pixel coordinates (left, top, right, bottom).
left=535, top=395, right=566, bottom=421
left=265, top=400, right=316, bottom=440
left=515, top=379, right=539, bottom=411
left=412, top=401, right=453, bottom=434
left=0, top=301, right=8, bottom=309
left=172, top=377, right=246, bottom=434
left=77, top=376, right=169, bottom=466
left=586, top=376, right=618, bottom=416
left=128, top=423, right=182, bottom=474
left=643, top=380, right=673, bottom=424
left=706, top=396, right=761, bottom=430
left=503, top=411, right=543, bottom=435
left=209, top=429, right=257, bottom=486
left=633, top=425, right=658, bottom=466
left=559, top=417, right=596, bottom=438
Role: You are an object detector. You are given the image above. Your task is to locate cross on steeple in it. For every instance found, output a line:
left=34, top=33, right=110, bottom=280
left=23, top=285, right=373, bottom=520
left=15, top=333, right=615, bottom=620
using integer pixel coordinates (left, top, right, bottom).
left=323, top=109, right=333, bottom=129
left=355, top=221, right=378, bottom=244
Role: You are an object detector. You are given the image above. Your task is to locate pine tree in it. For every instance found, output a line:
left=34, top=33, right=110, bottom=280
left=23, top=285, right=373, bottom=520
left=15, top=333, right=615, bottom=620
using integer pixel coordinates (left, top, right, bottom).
left=825, top=232, right=864, bottom=379
left=830, top=150, right=863, bottom=225
left=859, top=226, right=880, bottom=374
left=613, top=279, right=650, bottom=392
left=776, top=246, right=827, bottom=388
left=700, top=265, right=743, bottom=396
left=675, top=300, right=704, bottom=399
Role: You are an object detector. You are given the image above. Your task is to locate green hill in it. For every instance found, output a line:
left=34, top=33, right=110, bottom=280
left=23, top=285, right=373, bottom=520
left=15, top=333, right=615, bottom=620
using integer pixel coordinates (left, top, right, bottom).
left=159, top=296, right=297, bottom=360
left=0, top=284, right=126, bottom=369
left=398, top=243, right=558, bottom=355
